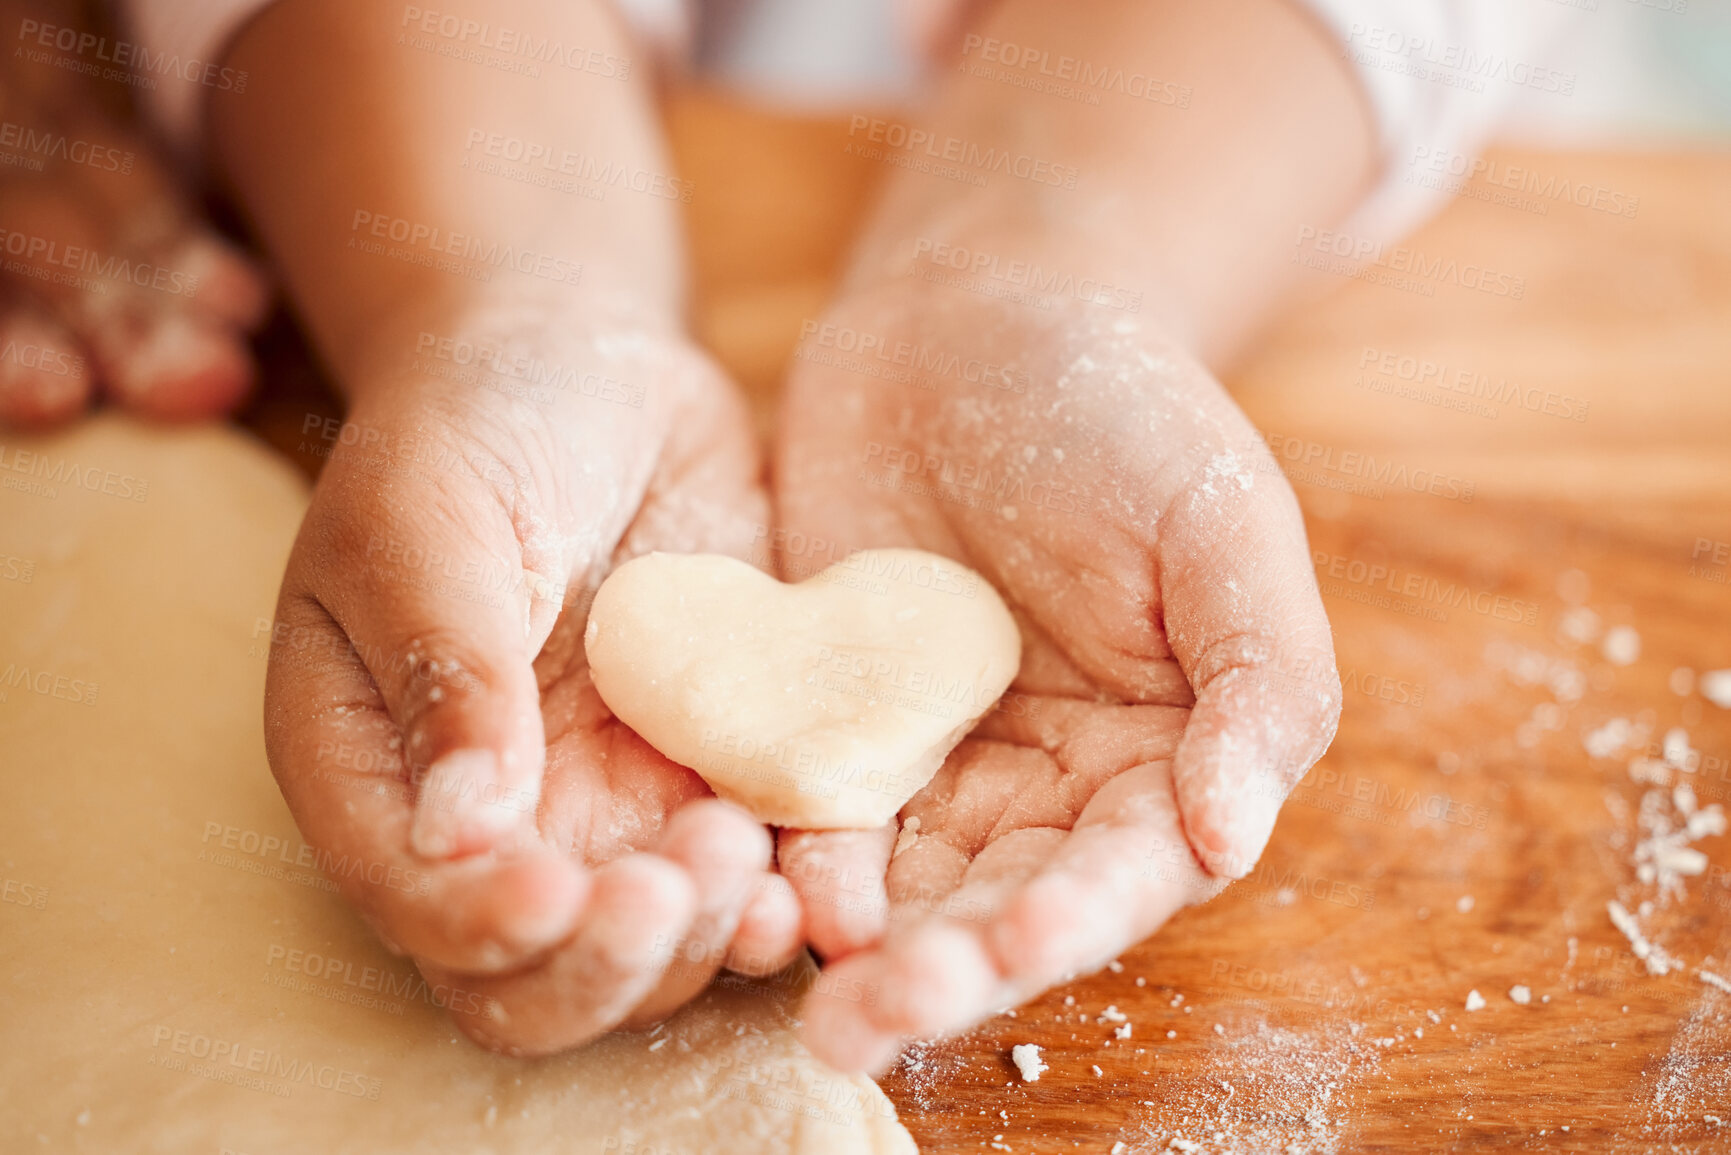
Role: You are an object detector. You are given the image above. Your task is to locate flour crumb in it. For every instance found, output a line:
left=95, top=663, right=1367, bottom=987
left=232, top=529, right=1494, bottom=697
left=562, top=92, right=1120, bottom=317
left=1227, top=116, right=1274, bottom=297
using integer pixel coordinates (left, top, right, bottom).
left=1509, top=985, right=1532, bottom=1005
left=1699, top=969, right=1731, bottom=995
left=1691, top=808, right=1728, bottom=839
left=1465, top=990, right=1486, bottom=1012
left=1602, top=626, right=1640, bottom=666
left=1607, top=899, right=1681, bottom=975
left=1011, top=1044, right=1047, bottom=1083
left=1456, top=895, right=1474, bottom=914
left=1584, top=717, right=1634, bottom=759
left=1662, top=728, right=1694, bottom=769
left=1700, top=669, right=1731, bottom=708
left=1559, top=605, right=1601, bottom=645
left=892, top=816, right=921, bottom=858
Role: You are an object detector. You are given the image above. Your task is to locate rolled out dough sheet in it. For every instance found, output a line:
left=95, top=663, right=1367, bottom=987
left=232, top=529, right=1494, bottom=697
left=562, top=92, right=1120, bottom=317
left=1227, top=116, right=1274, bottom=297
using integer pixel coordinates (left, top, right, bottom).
left=0, top=415, right=917, bottom=1155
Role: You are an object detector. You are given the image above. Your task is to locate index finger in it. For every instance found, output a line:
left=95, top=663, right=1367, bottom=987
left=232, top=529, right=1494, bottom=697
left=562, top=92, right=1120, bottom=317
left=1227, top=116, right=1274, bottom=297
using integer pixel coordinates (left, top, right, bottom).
left=800, top=759, right=1216, bottom=1072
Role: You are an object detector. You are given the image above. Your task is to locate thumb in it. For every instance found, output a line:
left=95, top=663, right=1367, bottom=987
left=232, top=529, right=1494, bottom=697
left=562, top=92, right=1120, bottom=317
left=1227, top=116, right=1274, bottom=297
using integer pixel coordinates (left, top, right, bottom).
left=304, top=451, right=557, bottom=862
left=1160, top=450, right=1341, bottom=879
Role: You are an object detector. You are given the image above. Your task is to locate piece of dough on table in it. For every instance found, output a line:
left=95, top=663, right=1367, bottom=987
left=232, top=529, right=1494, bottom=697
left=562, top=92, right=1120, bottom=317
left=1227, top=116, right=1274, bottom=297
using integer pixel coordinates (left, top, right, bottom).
left=0, top=415, right=917, bottom=1155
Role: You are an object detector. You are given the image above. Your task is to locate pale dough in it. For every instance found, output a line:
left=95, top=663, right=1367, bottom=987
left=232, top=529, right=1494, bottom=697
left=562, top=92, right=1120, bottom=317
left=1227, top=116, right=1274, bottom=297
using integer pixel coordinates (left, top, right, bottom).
left=0, top=415, right=917, bottom=1155
left=584, top=549, right=1021, bottom=829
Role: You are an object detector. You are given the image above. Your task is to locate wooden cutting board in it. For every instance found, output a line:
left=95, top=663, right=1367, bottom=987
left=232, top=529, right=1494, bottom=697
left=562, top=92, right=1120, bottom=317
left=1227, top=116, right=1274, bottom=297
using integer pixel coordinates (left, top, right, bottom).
left=241, top=89, right=1731, bottom=1153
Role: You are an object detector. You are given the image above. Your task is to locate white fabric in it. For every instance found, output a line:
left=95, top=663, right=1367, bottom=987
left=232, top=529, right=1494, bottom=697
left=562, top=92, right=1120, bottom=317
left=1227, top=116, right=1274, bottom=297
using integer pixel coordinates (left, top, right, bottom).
left=1294, top=0, right=1587, bottom=242
left=113, top=0, right=1594, bottom=245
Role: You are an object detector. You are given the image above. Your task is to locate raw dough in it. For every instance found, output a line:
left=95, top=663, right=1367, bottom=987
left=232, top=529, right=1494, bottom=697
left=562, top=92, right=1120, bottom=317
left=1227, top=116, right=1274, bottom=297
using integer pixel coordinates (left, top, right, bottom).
left=0, top=415, right=917, bottom=1155
left=585, top=549, right=1020, bottom=829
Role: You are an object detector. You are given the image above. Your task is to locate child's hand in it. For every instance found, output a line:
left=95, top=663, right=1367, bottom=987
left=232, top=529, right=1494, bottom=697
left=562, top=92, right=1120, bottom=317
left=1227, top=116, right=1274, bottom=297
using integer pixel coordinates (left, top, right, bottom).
left=0, top=0, right=266, bottom=426
left=772, top=286, right=1341, bottom=1070
left=263, top=310, right=802, bottom=1055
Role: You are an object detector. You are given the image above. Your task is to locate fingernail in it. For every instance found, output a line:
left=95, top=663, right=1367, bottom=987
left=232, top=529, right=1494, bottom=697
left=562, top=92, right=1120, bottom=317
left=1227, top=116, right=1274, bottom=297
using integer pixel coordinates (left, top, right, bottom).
left=1210, top=784, right=1284, bottom=880
left=411, top=748, right=510, bottom=859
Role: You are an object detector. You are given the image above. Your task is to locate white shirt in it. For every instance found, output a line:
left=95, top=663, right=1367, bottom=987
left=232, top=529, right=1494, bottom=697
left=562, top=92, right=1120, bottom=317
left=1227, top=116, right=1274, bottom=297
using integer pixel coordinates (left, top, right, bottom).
left=113, top=0, right=1678, bottom=243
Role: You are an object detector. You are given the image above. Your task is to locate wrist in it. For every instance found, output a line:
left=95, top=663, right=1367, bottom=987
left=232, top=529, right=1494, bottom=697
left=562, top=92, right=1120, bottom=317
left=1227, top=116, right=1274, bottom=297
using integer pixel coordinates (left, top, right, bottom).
left=334, top=282, right=686, bottom=414
left=842, top=210, right=1203, bottom=358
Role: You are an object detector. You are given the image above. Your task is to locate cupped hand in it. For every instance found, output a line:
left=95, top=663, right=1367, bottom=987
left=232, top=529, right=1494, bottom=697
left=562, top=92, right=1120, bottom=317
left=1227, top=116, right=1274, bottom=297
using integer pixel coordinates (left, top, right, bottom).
left=263, top=306, right=802, bottom=1055
left=772, top=285, right=1341, bottom=1071
left=0, top=0, right=266, bottom=427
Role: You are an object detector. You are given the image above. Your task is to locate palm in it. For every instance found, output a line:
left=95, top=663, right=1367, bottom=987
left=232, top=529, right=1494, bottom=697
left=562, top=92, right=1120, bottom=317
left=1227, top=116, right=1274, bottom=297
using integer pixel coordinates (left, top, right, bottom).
left=533, top=646, right=719, bottom=867
left=266, top=326, right=799, bottom=1056
left=772, top=288, right=1339, bottom=1070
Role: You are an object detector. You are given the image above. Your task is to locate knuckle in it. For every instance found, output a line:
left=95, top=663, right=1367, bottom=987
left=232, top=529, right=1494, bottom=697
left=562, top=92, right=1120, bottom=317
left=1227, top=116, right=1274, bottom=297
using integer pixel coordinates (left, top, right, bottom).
left=1189, top=631, right=1282, bottom=690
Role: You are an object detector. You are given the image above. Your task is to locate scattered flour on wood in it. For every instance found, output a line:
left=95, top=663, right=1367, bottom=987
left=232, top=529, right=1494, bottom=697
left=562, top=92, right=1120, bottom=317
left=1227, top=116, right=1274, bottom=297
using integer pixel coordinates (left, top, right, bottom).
left=1121, top=1019, right=1375, bottom=1155
left=1636, top=994, right=1731, bottom=1145
left=1606, top=900, right=1681, bottom=977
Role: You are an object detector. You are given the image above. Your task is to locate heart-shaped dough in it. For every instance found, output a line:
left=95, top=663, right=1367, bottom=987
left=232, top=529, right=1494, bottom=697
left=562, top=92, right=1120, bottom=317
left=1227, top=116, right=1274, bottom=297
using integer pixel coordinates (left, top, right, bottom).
left=584, top=548, right=1021, bottom=829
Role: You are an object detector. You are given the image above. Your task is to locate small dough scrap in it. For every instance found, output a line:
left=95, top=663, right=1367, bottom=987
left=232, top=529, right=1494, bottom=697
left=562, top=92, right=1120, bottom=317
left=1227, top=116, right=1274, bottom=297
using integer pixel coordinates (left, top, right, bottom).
left=585, top=549, right=1020, bottom=829
left=0, top=416, right=917, bottom=1155
left=1010, top=1044, right=1046, bottom=1083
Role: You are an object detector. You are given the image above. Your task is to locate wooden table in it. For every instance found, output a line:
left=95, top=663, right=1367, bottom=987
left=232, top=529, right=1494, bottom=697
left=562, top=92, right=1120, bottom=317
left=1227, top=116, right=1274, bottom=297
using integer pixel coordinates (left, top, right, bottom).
left=242, top=93, right=1731, bottom=1153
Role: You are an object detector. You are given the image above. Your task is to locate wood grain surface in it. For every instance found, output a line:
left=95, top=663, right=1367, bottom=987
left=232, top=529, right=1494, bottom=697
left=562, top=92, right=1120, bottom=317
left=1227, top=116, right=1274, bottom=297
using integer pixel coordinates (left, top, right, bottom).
left=241, top=90, right=1731, bottom=1153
